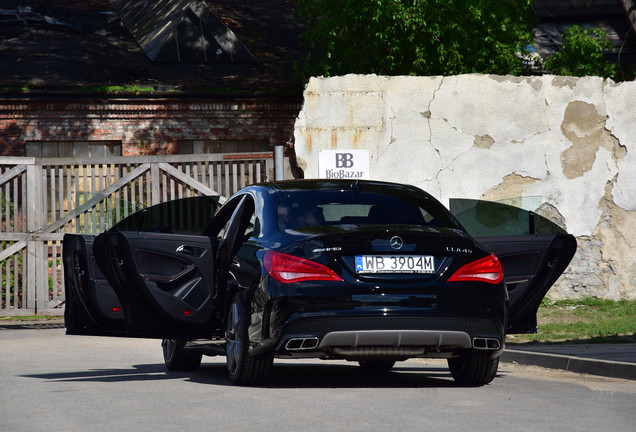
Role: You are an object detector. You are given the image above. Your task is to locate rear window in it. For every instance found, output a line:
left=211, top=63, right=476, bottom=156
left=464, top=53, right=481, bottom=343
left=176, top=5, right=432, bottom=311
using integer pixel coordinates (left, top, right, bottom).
left=277, top=189, right=459, bottom=231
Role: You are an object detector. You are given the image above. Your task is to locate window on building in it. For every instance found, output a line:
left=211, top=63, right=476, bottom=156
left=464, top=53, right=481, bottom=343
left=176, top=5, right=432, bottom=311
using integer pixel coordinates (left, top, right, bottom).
left=178, top=140, right=270, bottom=154
left=26, top=141, right=122, bottom=157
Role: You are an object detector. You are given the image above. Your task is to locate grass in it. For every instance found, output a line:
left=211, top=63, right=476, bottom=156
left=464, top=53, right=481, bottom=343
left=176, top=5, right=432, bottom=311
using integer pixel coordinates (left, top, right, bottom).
left=508, top=298, right=636, bottom=344
left=1, top=315, right=61, bottom=321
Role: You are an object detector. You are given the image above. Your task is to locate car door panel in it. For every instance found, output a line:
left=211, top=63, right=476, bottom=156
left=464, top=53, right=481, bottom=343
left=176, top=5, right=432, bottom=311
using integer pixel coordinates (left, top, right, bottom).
left=477, top=233, right=577, bottom=333
left=91, top=231, right=219, bottom=339
left=63, top=194, right=254, bottom=341
left=450, top=198, right=577, bottom=334
left=63, top=234, right=126, bottom=336
left=205, top=194, right=257, bottom=312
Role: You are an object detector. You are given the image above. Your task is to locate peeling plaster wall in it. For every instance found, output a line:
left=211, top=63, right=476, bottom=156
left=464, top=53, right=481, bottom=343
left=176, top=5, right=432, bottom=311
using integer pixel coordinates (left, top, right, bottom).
left=294, top=74, right=636, bottom=300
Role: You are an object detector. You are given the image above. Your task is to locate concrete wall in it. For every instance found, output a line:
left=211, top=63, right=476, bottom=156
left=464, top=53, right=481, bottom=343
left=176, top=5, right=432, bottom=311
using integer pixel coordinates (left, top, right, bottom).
left=293, top=74, right=636, bottom=300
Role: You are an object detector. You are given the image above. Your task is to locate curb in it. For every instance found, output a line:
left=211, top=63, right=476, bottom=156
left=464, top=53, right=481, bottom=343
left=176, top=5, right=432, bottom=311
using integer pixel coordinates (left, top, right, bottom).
left=501, top=349, right=636, bottom=381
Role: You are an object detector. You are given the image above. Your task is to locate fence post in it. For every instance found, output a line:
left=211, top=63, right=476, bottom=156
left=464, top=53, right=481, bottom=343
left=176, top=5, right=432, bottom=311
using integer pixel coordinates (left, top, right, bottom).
left=25, top=164, right=46, bottom=312
left=274, top=146, right=284, bottom=180
left=151, top=162, right=160, bottom=205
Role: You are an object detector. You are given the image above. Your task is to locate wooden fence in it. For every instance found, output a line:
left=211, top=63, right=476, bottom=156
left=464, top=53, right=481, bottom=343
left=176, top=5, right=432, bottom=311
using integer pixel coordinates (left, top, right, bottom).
left=0, top=153, right=279, bottom=316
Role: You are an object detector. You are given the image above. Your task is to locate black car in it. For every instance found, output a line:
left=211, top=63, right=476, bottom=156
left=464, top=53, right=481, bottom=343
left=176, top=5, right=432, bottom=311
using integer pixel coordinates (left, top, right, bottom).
left=63, top=179, right=576, bottom=386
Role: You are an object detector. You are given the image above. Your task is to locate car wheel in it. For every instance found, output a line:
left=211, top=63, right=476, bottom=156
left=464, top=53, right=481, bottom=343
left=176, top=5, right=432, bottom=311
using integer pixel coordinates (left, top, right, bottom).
left=162, top=339, right=202, bottom=371
left=358, top=359, right=396, bottom=371
left=447, top=351, right=499, bottom=386
left=225, top=292, right=273, bottom=385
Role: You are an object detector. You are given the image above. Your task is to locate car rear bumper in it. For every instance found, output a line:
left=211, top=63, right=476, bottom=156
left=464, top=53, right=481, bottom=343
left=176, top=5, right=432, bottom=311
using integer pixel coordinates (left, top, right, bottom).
left=268, top=314, right=505, bottom=360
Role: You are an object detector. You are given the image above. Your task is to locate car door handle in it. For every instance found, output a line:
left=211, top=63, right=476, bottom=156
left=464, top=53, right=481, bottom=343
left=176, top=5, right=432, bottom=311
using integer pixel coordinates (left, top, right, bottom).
left=176, top=245, right=207, bottom=258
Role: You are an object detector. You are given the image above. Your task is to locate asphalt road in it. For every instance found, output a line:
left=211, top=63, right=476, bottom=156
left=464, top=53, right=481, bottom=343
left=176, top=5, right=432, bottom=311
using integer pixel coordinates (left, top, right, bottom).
left=1, top=327, right=635, bottom=432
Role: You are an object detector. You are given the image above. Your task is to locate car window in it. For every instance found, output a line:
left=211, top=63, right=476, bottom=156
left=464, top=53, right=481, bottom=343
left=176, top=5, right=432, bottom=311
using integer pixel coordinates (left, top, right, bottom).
left=209, top=197, right=241, bottom=240
left=109, top=196, right=220, bottom=235
left=208, top=195, right=258, bottom=241
left=449, top=198, right=568, bottom=237
left=278, top=189, right=458, bottom=231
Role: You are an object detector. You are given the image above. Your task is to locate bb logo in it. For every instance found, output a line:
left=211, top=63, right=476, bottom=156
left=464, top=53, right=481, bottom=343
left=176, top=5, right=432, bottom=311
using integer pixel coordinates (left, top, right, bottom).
left=335, top=153, right=354, bottom=168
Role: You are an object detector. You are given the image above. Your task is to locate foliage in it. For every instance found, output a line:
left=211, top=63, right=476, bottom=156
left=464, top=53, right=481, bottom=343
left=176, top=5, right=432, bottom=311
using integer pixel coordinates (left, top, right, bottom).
left=78, top=85, right=155, bottom=94
left=544, top=25, right=617, bottom=80
left=296, top=0, right=536, bottom=78
left=509, top=298, right=636, bottom=344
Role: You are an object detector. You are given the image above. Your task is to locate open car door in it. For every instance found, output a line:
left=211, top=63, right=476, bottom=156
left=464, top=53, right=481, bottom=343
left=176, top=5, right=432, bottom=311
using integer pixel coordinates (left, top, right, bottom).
left=450, top=198, right=577, bottom=334
left=63, top=196, right=224, bottom=339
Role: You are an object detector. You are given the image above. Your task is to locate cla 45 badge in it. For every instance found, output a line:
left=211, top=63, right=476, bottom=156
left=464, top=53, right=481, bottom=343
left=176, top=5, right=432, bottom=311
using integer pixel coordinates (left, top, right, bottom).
left=447, top=246, right=472, bottom=254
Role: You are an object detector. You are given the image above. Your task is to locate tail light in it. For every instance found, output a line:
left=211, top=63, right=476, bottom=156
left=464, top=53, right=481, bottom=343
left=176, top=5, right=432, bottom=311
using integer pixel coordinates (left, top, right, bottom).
left=448, top=254, right=503, bottom=284
left=264, top=251, right=343, bottom=283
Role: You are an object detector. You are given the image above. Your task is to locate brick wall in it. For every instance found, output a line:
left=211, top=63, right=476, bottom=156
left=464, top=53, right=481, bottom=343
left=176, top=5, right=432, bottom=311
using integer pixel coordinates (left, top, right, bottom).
left=0, top=97, right=301, bottom=156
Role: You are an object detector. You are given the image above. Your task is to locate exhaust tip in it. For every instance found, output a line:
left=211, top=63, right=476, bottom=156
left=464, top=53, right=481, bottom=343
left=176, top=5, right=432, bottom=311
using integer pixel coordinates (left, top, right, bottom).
left=473, top=337, right=500, bottom=350
left=285, top=337, right=319, bottom=351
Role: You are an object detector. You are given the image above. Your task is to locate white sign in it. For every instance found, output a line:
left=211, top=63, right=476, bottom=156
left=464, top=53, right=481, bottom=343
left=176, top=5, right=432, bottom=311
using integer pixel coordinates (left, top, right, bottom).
left=318, top=150, right=370, bottom=179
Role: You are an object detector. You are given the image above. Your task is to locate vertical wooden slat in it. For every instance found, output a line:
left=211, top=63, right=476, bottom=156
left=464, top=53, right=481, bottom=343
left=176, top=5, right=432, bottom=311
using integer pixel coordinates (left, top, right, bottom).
left=192, top=163, right=199, bottom=196
left=1, top=253, right=5, bottom=310
left=163, top=169, right=168, bottom=202
left=101, top=164, right=106, bottom=228
left=89, top=164, right=96, bottom=233
left=179, top=164, right=185, bottom=199
left=0, top=251, right=5, bottom=309
left=2, top=168, right=6, bottom=231
left=215, top=162, right=222, bottom=195
left=81, top=164, right=87, bottom=233
left=15, top=248, right=22, bottom=308
left=232, top=163, right=238, bottom=195
left=41, top=167, right=48, bottom=230
left=255, top=161, right=261, bottom=184
left=67, top=165, right=73, bottom=232
left=151, top=163, right=160, bottom=206
left=114, top=163, right=120, bottom=226
left=50, top=240, right=57, bottom=300
left=48, top=167, right=54, bottom=229
left=210, top=162, right=216, bottom=193
left=224, top=163, right=230, bottom=197
left=58, top=166, right=64, bottom=223
left=1, top=244, right=5, bottom=309
left=74, top=165, right=80, bottom=232
left=169, top=170, right=176, bottom=201
left=146, top=169, right=152, bottom=205
left=122, top=164, right=129, bottom=218
left=239, top=162, right=246, bottom=189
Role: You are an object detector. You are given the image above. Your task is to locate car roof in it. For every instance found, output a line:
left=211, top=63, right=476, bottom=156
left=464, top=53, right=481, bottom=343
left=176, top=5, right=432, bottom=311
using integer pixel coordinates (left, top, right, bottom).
left=254, top=179, right=429, bottom=194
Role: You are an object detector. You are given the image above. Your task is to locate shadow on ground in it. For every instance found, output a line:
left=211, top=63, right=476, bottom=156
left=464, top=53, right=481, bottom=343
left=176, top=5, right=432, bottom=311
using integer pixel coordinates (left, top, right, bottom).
left=22, top=360, right=511, bottom=389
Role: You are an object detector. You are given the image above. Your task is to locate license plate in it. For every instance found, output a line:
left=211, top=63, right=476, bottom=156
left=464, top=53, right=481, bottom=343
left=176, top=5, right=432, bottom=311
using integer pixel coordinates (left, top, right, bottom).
left=355, top=255, right=435, bottom=274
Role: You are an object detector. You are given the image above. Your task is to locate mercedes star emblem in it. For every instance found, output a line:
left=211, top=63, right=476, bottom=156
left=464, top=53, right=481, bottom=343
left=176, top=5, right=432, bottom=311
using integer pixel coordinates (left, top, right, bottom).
left=390, top=236, right=404, bottom=250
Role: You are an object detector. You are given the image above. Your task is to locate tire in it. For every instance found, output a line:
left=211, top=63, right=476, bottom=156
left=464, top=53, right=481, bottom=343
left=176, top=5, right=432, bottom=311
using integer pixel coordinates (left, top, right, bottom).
left=447, top=351, right=499, bottom=386
left=225, top=292, right=273, bottom=385
left=162, top=339, right=202, bottom=371
left=358, top=360, right=396, bottom=371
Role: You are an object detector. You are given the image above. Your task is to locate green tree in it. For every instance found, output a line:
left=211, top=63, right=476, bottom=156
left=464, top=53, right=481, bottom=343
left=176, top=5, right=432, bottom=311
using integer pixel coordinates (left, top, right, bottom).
left=544, top=25, right=617, bottom=80
left=297, top=0, right=536, bottom=78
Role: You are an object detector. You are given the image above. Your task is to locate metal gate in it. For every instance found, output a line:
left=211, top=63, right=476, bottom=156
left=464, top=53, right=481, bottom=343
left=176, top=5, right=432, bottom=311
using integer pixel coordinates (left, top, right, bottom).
left=0, top=153, right=279, bottom=316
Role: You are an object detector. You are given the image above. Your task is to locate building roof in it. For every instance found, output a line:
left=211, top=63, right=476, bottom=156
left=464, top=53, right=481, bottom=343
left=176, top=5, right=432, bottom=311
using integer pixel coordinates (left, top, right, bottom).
left=532, top=0, right=636, bottom=64
left=1, top=0, right=634, bottom=98
left=0, top=0, right=305, bottom=96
